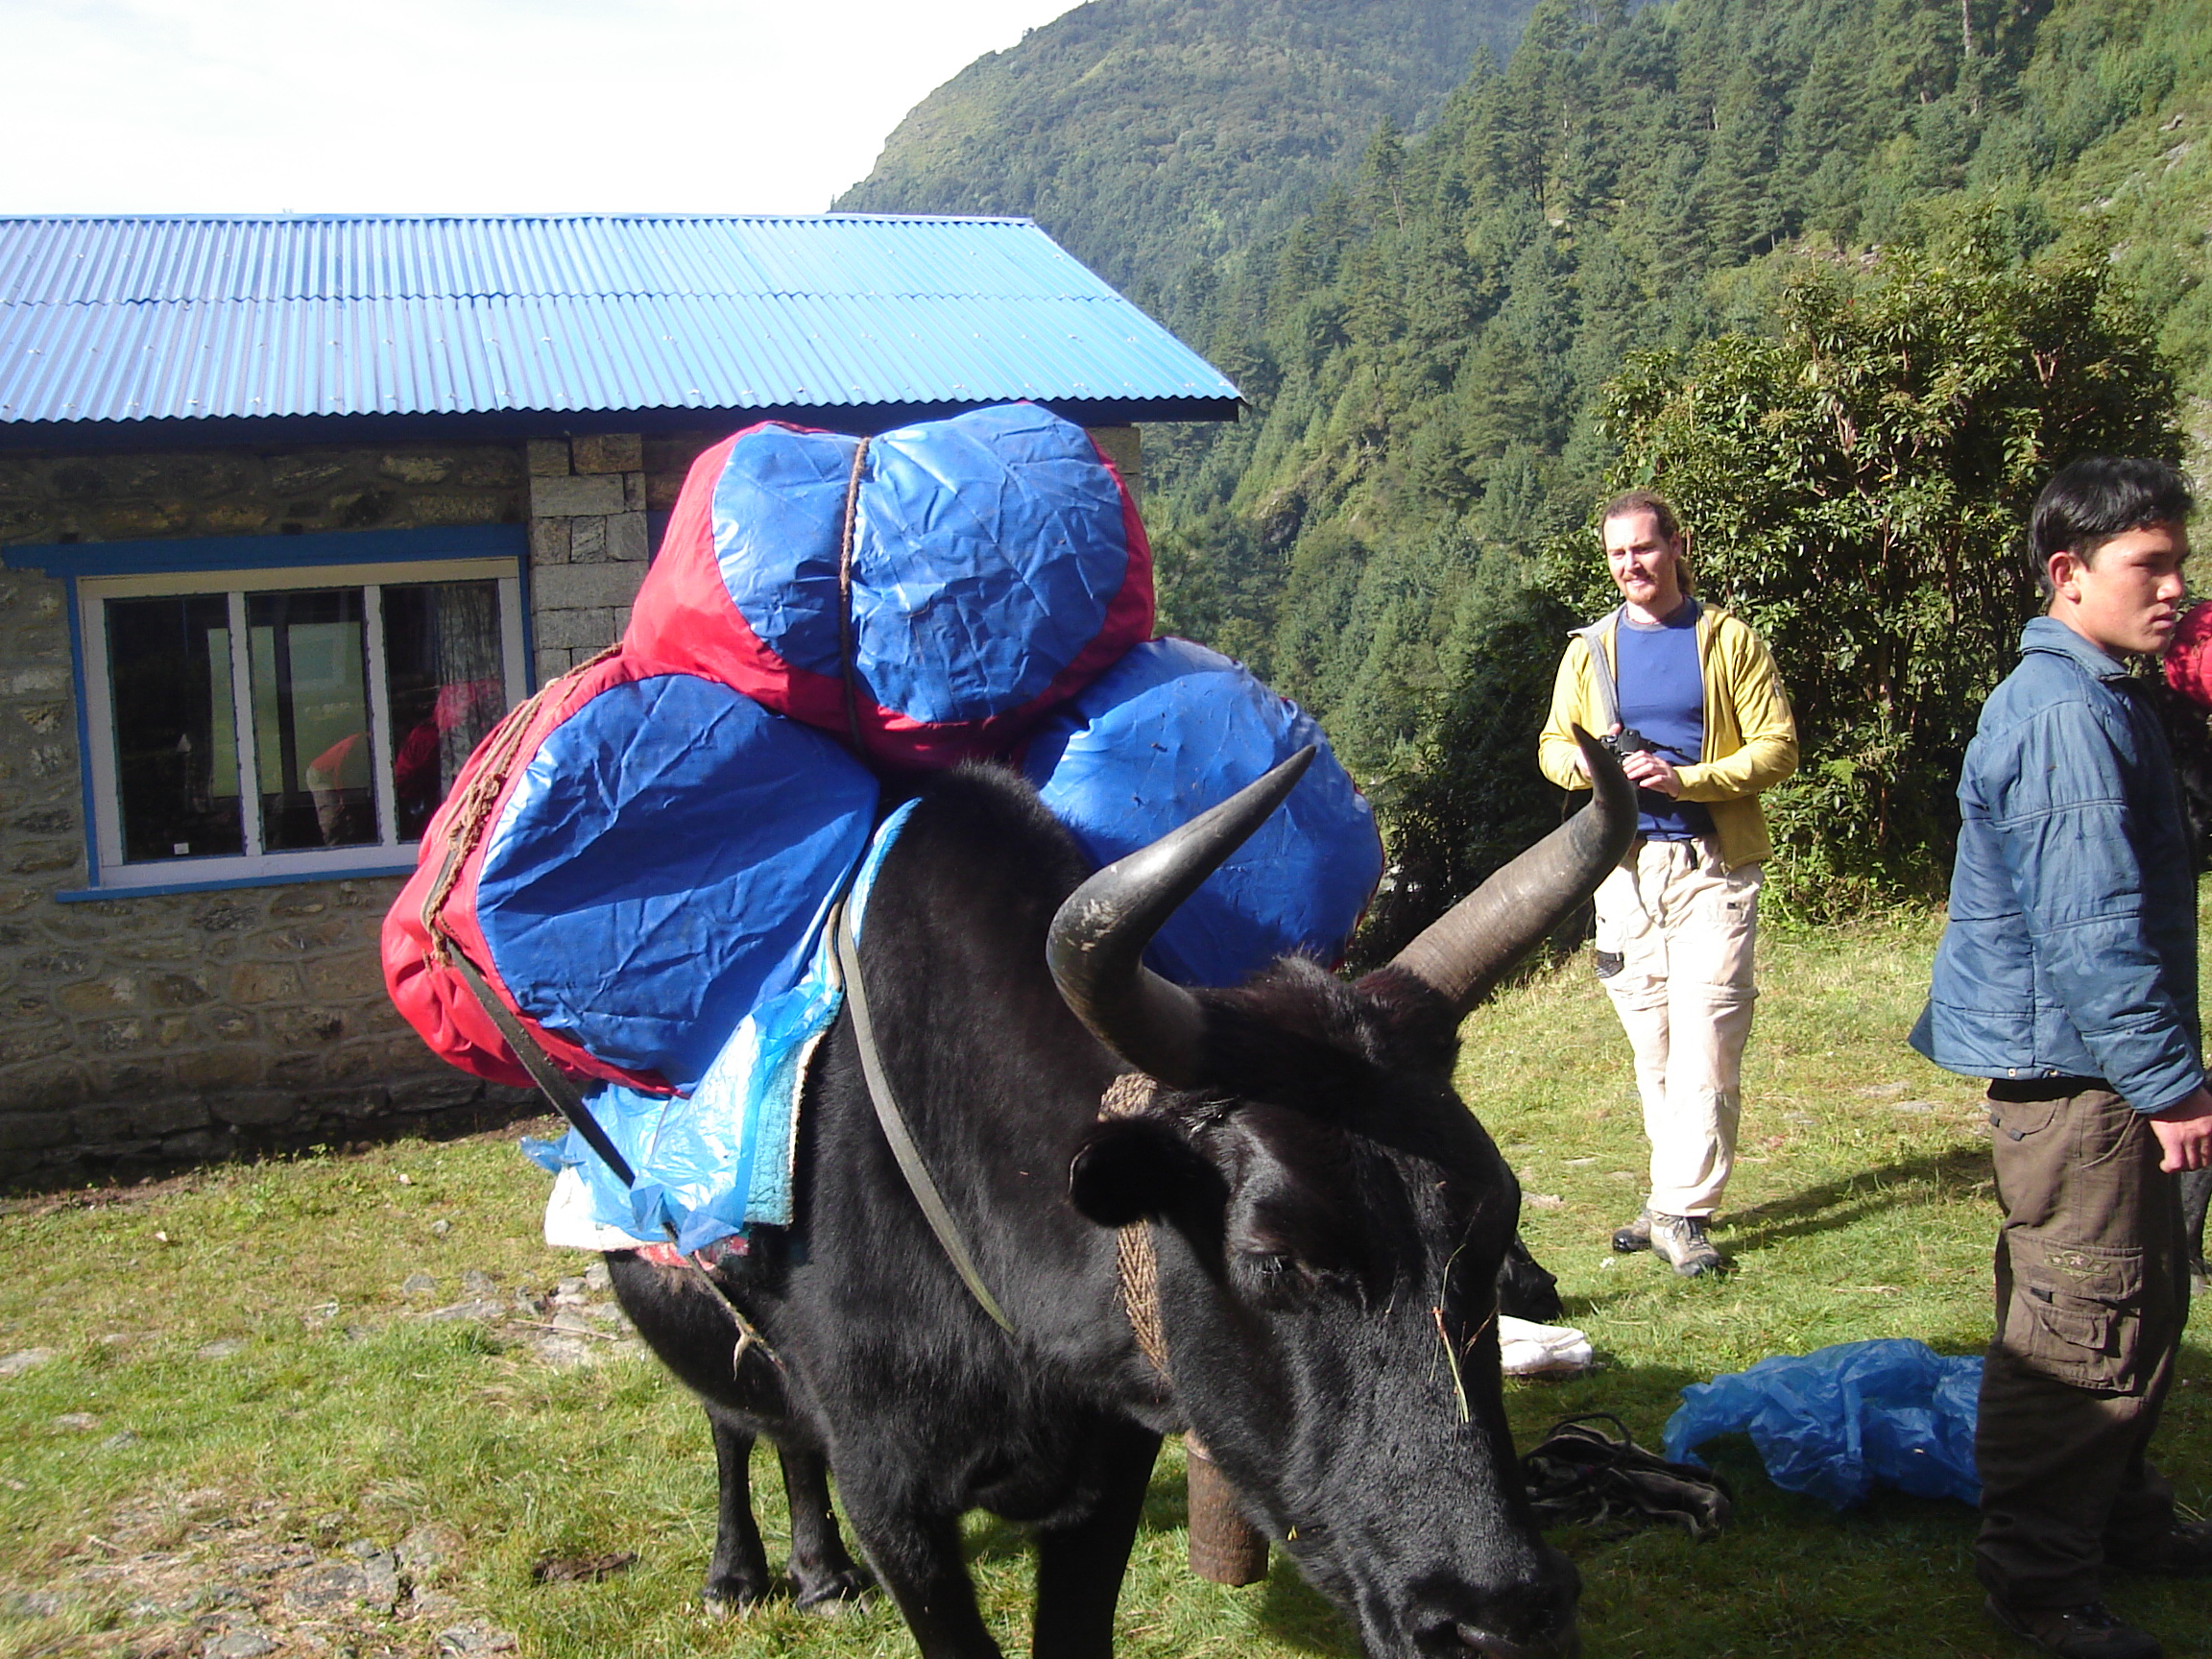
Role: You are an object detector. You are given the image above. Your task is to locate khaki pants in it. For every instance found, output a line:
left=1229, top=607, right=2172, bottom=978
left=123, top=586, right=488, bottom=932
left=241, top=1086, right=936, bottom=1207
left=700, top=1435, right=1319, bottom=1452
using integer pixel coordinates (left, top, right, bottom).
left=1975, top=1084, right=2187, bottom=1608
left=1593, top=837, right=1761, bottom=1217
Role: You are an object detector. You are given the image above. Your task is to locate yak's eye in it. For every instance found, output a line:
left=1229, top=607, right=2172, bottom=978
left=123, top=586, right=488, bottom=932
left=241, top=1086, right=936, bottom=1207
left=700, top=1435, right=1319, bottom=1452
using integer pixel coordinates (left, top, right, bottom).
left=1240, top=1253, right=1306, bottom=1303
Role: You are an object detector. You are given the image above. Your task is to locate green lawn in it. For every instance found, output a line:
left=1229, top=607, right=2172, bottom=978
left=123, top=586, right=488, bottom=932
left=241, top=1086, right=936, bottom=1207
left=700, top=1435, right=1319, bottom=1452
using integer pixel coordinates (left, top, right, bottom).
left=1, top=913, right=2206, bottom=1658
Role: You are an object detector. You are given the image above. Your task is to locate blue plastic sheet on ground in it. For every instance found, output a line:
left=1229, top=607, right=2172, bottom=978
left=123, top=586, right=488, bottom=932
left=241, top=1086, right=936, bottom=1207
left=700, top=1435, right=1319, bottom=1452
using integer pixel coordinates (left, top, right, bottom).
left=1023, top=637, right=1382, bottom=986
left=1662, top=1337, right=1984, bottom=1509
left=523, top=801, right=918, bottom=1249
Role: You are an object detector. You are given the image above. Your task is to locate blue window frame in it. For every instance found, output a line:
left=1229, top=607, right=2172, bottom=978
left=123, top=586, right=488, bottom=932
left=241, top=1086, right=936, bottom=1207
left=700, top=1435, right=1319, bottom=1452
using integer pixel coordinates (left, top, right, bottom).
left=5, top=525, right=530, bottom=898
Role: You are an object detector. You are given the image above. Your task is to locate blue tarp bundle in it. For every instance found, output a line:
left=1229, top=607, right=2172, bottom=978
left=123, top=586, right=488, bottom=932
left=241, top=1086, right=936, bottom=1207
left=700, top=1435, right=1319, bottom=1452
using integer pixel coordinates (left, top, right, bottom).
left=1663, top=1338, right=1984, bottom=1508
left=477, top=673, right=878, bottom=1092
left=624, top=402, right=1155, bottom=769
left=1025, top=637, right=1382, bottom=985
left=529, top=802, right=920, bottom=1246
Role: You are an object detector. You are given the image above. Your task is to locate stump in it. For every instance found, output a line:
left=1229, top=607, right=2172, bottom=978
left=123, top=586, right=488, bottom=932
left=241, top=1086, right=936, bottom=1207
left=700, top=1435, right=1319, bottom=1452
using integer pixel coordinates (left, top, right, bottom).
left=1184, top=1432, right=1269, bottom=1585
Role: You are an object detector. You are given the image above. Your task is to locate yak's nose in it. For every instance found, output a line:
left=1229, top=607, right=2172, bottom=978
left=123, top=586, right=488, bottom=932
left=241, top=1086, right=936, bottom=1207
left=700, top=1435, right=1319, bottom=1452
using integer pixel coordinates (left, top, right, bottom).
left=1417, top=1542, right=1579, bottom=1659
left=1452, top=1620, right=1581, bottom=1659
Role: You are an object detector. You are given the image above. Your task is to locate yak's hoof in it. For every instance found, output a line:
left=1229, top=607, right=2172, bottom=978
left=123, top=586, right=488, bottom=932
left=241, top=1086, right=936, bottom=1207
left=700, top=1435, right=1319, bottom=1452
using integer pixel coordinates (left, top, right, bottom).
left=792, top=1564, right=874, bottom=1613
left=701, top=1579, right=772, bottom=1617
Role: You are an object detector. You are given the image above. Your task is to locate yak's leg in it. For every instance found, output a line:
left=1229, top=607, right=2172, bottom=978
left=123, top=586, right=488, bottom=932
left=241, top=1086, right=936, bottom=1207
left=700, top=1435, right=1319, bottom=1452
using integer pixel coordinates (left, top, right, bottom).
left=1029, top=1421, right=1161, bottom=1659
left=2183, top=1166, right=2210, bottom=1292
left=703, top=1410, right=775, bottom=1610
left=779, top=1445, right=871, bottom=1609
left=839, top=1486, right=1001, bottom=1659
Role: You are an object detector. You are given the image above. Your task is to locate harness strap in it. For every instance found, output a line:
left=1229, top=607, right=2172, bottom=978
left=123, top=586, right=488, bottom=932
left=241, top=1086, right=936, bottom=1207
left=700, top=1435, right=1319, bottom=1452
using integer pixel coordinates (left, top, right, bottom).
left=833, top=900, right=1017, bottom=1334
left=445, top=945, right=637, bottom=1189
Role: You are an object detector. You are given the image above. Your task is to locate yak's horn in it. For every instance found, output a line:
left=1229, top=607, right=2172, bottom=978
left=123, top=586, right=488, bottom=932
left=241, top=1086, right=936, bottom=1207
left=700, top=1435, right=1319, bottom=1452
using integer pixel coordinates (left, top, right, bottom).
left=1049, top=748, right=1316, bottom=1087
left=1376, top=728, right=1634, bottom=1016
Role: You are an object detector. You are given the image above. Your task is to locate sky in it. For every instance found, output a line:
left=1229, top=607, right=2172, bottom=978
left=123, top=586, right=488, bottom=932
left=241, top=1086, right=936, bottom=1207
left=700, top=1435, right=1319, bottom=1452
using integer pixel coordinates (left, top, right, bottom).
left=0, top=0, right=1081, bottom=216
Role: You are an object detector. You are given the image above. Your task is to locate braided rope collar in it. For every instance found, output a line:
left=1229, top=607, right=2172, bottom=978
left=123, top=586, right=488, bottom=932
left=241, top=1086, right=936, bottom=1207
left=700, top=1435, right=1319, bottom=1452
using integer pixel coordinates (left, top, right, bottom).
left=1100, top=1072, right=1171, bottom=1380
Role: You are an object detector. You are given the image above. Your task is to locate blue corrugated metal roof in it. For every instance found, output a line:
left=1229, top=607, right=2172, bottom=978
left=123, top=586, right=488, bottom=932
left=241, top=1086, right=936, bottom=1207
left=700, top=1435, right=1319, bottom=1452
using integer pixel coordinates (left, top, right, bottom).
left=0, top=215, right=1239, bottom=428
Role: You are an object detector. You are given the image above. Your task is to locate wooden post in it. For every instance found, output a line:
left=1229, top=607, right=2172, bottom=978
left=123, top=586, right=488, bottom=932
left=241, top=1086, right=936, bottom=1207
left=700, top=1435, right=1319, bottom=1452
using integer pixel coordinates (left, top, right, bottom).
left=1184, top=1432, right=1269, bottom=1585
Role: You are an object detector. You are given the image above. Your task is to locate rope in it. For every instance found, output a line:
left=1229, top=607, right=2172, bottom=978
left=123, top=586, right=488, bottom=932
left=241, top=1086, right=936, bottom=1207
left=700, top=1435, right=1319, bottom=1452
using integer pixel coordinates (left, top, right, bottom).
left=663, top=1244, right=783, bottom=1376
left=1100, top=1073, right=1170, bottom=1379
left=834, top=437, right=873, bottom=758
left=420, top=644, right=621, bottom=960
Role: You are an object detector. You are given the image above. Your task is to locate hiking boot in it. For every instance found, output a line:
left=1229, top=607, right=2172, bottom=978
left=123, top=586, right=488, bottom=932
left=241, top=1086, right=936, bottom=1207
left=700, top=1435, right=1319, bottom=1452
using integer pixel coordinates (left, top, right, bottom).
left=2112, top=1519, right=2212, bottom=1576
left=1984, top=1595, right=2163, bottom=1659
left=1648, top=1213, right=1725, bottom=1277
left=1611, top=1207, right=1655, bottom=1253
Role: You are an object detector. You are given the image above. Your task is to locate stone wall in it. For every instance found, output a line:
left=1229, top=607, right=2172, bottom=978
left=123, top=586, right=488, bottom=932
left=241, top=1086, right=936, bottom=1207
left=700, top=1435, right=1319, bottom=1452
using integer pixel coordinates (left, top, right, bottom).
left=0, top=442, right=537, bottom=1184
left=526, top=433, right=647, bottom=680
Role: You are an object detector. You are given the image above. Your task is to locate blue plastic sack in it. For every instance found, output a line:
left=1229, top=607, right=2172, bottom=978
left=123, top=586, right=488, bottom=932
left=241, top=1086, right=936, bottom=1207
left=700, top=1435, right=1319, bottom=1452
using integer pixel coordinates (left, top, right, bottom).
left=526, top=802, right=918, bottom=1248
left=1022, top=637, right=1382, bottom=986
left=624, top=403, right=1153, bottom=769
left=1662, top=1337, right=1983, bottom=1508
left=473, top=672, right=878, bottom=1092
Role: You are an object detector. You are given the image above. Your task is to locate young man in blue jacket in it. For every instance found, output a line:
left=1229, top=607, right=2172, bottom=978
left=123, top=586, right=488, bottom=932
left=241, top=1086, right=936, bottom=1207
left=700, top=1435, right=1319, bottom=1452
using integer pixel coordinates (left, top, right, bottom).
left=1914, top=456, right=2212, bottom=1659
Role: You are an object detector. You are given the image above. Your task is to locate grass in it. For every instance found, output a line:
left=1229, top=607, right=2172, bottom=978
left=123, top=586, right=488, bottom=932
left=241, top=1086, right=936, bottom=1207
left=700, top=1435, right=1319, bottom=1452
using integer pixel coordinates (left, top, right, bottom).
left=1, top=911, right=2207, bottom=1658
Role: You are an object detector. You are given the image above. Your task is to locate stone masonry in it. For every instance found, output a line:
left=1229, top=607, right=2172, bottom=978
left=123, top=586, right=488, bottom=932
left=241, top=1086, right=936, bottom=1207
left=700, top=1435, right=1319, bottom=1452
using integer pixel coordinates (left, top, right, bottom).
left=526, top=432, right=650, bottom=679
left=0, top=442, right=536, bottom=1182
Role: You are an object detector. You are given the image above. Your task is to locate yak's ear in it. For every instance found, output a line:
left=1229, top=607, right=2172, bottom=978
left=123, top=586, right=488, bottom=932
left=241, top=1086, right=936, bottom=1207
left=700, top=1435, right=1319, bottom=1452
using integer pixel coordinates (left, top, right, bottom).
left=1069, top=1118, right=1224, bottom=1228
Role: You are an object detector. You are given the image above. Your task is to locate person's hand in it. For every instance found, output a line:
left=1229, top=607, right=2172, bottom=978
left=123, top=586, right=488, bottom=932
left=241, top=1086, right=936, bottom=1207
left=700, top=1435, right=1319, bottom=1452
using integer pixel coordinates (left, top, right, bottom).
left=1622, top=749, right=1682, bottom=798
left=2149, top=1088, right=2212, bottom=1172
left=1569, top=726, right=1617, bottom=780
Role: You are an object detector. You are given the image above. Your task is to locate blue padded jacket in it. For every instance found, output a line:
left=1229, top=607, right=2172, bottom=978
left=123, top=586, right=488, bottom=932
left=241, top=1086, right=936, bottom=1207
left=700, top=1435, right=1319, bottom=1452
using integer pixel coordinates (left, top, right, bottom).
left=1911, top=616, right=2202, bottom=1113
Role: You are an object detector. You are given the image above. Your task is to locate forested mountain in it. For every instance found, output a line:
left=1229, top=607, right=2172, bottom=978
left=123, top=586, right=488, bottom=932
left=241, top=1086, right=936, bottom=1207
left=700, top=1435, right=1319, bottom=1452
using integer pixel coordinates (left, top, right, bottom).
left=849, top=0, right=2212, bottom=926
left=833, top=0, right=1537, bottom=307
left=1127, top=0, right=2212, bottom=927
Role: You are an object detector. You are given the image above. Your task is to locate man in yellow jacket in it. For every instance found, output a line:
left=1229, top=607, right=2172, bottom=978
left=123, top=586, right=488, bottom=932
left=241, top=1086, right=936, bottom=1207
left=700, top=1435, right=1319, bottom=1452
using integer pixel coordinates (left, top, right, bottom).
left=1539, top=491, right=1798, bottom=1275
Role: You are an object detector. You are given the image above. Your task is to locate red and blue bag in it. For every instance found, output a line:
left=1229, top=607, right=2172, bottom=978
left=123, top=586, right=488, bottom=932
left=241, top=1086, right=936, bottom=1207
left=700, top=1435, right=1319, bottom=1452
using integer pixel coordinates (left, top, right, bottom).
left=623, top=401, right=1153, bottom=769
left=382, top=649, right=878, bottom=1094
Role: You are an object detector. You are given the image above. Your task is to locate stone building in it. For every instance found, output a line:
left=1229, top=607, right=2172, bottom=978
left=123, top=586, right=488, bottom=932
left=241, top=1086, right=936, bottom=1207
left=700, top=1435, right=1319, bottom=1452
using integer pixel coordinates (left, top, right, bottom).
left=0, top=214, right=1237, bottom=1182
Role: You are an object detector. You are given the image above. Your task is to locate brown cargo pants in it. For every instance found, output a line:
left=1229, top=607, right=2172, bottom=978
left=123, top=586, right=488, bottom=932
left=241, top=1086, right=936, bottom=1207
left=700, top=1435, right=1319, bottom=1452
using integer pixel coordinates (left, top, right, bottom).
left=1975, top=1081, right=2190, bottom=1608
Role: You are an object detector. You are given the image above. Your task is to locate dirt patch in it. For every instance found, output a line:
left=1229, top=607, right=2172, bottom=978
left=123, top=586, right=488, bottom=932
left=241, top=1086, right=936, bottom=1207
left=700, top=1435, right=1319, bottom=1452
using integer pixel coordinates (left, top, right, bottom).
left=9, top=1489, right=513, bottom=1659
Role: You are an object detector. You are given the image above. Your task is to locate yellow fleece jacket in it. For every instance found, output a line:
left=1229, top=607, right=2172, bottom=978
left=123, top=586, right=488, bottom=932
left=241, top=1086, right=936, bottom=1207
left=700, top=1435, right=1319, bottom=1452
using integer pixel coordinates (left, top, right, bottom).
left=1537, top=604, right=1798, bottom=870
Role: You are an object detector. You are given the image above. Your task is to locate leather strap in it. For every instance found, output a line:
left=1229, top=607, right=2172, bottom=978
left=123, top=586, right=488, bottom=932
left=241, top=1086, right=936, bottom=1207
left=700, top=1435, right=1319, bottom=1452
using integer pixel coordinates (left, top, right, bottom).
left=833, top=899, right=1015, bottom=1334
left=445, top=943, right=637, bottom=1189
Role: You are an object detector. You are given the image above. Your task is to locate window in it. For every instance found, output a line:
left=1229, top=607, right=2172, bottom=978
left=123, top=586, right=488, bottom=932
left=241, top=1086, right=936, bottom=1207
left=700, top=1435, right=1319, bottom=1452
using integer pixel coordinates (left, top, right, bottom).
left=78, top=557, right=526, bottom=890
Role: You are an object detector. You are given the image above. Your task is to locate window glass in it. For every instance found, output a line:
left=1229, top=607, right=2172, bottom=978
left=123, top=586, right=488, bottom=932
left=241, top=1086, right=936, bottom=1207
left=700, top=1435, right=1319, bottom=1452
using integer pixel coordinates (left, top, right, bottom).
left=248, top=589, right=374, bottom=851
left=383, top=580, right=508, bottom=841
left=84, top=556, right=519, bottom=887
left=106, top=595, right=246, bottom=863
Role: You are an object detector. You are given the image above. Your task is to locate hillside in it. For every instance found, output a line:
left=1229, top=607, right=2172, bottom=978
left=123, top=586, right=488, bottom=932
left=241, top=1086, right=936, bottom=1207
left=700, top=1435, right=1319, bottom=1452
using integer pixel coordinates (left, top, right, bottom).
left=833, top=0, right=1537, bottom=308
left=1129, top=0, right=2212, bottom=932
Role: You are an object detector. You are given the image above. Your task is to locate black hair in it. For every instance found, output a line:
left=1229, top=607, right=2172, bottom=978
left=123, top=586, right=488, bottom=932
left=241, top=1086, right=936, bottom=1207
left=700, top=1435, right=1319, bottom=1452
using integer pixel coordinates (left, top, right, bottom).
left=2028, top=456, right=2195, bottom=598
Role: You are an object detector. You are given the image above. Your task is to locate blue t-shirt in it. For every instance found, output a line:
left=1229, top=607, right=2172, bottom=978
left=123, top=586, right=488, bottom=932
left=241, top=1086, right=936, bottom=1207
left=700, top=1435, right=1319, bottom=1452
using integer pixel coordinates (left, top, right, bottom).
left=1614, top=599, right=1715, bottom=841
